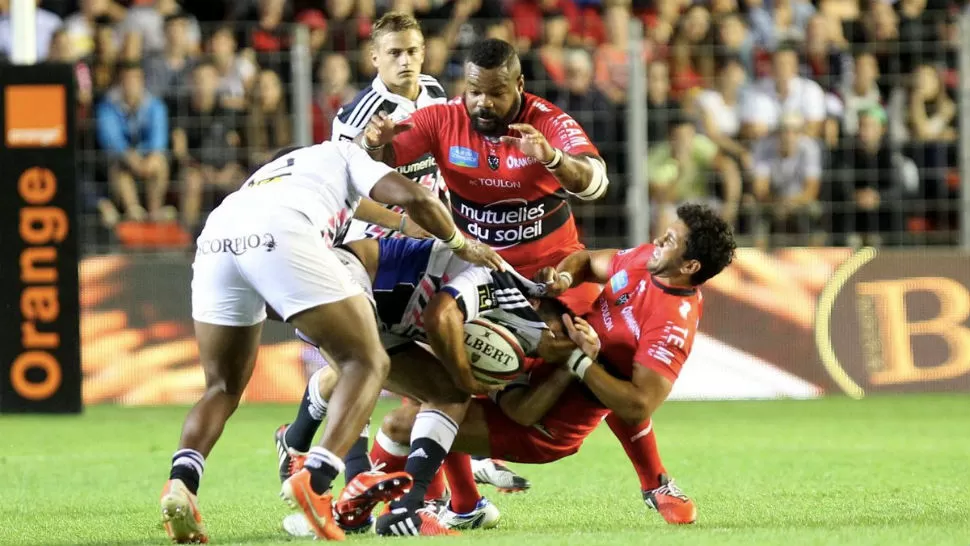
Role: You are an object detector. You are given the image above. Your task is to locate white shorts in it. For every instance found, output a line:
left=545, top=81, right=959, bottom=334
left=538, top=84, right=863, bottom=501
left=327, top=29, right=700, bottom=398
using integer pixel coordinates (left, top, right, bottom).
left=191, top=205, right=364, bottom=326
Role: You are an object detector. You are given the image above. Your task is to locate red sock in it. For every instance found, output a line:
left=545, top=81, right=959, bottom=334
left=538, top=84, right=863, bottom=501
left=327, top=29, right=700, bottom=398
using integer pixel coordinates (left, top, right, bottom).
left=442, top=452, right=481, bottom=513
left=424, top=469, right=447, bottom=501
left=370, top=430, right=408, bottom=473
left=606, top=413, right=665, bottom=490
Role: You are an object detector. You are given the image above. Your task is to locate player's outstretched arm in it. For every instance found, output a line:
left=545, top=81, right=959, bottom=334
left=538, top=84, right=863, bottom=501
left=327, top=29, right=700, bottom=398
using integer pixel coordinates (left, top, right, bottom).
left=423, top=292, right=499, bottom=396
left=500, top=122, right=609, bottom=200
left=353, top=198, right=432, bottom=238
left=536, top=248, right=619, bottom=295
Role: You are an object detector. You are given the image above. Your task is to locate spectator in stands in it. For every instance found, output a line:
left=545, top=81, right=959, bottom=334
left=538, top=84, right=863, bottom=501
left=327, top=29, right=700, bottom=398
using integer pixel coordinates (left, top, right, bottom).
left=311, top=53, right=357, bottom=142
left=95, top=60, right=171, bottom=225
left=90, top=16, right=121, bottom=96
left=669, top=4, right=714, bottom=97
left=144, top=11, right=197, bottom=110
left=741, top=41, right=826, bottom=140
left=118, top=0, right=201, bottom=56
left=509, top=0, right=581, bottom=52
left=208, top=25, right=256, bottom=111
left=646, top=60, right=681, bottom=145
left=63, top=0, right=125, bottom=61
left=297, top=9, right=329, bottom=67
left=48, top=28, right=93, bottom=118
left=832, top=106, right=915, bottom=246
left=245, top=68, right=291, bottom=168
left=750, top=113, right=823, bottom=243
left=647, top=114, right=742, bottom=229
left=172, top=60, right=244, bottom=230
left=889, top=63, right=957, bottom=145
left=696, top=54, right=751, bottom=169
left=0, top=0, right=63, bottom=61
left=594, top=3, right=635, bottom=104
left=801, top=14, right=850, bottom=91
left=556, top=48, right=620, bottom=167
left=897, top=0, right=945, bottom=78
left=520, top=9, right=570, bottom=98
left=844, top=1, right=900, bottom=91
left=832, top=49, right=883, bottom=142
left=715, top=12, right=756, bottom=77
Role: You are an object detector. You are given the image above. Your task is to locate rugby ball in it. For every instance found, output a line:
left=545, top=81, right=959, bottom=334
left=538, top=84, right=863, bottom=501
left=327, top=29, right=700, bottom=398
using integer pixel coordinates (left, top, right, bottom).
left=463, top=318, right=526, bottom=385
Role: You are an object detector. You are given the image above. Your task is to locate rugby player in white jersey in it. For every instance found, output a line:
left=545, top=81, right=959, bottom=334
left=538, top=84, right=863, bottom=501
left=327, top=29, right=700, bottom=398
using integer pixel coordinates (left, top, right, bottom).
left=158, top=143, right=502, bottom=543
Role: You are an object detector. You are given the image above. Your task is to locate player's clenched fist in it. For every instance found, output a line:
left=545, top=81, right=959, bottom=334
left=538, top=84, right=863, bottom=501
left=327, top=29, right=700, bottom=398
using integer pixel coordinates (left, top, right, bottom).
left=454, top=238, right=506, bottom=271
left=363, top=111, right=411, bottom=148
left=499, top=123, right=556, bottom=163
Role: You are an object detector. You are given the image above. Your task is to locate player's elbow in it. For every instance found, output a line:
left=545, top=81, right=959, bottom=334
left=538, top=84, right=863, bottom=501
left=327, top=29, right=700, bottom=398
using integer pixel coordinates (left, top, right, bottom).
left=571, top=157, right=610, bottom=201
left=423, top=293, right=460, bottom=334
left=616, top=396, right=652, bottom=426
left=506, top=406, right=542, bottom=427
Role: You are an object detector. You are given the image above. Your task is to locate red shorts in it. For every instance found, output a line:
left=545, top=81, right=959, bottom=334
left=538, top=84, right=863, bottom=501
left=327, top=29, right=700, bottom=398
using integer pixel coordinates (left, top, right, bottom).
left=477, top=399, right=581, bottom=463
left=476, top=393, right=608, bottom=464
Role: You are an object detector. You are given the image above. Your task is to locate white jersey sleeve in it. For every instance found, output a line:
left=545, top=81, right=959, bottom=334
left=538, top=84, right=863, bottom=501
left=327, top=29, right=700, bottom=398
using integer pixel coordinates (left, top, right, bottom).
left=335, top=141, right=395, bottom=199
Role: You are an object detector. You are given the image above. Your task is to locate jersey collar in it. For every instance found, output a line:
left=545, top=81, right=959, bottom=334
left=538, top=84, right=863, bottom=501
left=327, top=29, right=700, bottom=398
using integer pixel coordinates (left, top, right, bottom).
left=372, top=75, right=423, bottom=107
left=651, top=276, right=696, bottom=297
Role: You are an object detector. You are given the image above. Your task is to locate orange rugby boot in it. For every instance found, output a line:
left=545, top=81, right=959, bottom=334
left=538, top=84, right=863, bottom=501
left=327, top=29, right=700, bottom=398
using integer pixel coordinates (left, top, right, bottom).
left=160, top=479, right=208, bottom=543
left=334, top=468, right=414, bottom=531
left=643, top=474, right=697, bottom=524
left=280, top=469, right=346, bottom=541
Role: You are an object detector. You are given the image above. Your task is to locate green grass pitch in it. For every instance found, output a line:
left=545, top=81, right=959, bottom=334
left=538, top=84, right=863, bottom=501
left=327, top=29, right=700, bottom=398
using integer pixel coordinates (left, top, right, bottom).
left=2, top=395, right=968, bottom=546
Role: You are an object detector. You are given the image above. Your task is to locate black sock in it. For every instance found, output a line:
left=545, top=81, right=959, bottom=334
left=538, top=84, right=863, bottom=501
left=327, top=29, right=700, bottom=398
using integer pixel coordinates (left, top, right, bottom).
left=285, top=369, right=328, bottom=452
left=304, top=447, right=344, bottom=494
left=170, top=448, right=205, bottom=495
left=391, top=410, right=458, bottom=511
left=343, top=423, right=371, bottom=485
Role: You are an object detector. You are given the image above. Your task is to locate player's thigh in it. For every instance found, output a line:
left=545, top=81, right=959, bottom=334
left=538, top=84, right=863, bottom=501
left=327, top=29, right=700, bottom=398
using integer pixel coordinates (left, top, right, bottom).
left=193, top=321, right=263, bottom=395
left=290, top=295, right=388, bottom=370
left=383, top=344, right=468, bottom=405
left=451, top=400, right=494, bottom=457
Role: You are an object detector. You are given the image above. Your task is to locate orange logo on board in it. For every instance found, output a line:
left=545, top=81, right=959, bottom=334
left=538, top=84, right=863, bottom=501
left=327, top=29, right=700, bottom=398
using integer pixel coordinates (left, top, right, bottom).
left=4, top=85, right=67, bottom=148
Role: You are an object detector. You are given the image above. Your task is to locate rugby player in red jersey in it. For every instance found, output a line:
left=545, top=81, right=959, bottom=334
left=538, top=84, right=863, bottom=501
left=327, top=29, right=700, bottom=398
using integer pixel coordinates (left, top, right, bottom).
left=370, top=203, right=736, bottom=530
left=358, top=37, right=608, bottom=314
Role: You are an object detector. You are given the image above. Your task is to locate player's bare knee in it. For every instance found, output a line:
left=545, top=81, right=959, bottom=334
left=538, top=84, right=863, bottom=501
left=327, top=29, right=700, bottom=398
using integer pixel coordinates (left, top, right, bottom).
left=382, top=406, right=418, bottom=443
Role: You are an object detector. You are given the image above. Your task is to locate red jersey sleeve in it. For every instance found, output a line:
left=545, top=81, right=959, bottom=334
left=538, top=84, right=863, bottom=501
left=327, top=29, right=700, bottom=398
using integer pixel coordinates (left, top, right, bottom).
left=607, top=244, right=655, bottom=277
left=390, top=105, right=441, bottom=165
left=633, top=314, right=696, bottom=383
left=535, top=105, right=600, bottom=158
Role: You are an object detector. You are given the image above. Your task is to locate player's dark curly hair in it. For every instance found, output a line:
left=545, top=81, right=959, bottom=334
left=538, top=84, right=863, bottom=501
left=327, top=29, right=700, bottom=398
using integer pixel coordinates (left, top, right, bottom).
left=677, top=203, right=737, bottom=285
left=467, top=38, right=518, bottom=71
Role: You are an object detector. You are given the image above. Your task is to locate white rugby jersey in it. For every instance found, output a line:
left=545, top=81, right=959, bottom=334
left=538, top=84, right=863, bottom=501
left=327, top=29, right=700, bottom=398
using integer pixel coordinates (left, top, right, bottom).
left=332, top=74, right=449, bottom=243
left=225, top=142, right=393, bottom=246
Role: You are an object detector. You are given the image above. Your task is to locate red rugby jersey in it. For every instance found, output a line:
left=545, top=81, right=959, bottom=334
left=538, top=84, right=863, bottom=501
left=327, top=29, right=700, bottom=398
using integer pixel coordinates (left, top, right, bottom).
left=390, top=92, right=600, bottom=273
left=583, top=244, right=704, bottom=383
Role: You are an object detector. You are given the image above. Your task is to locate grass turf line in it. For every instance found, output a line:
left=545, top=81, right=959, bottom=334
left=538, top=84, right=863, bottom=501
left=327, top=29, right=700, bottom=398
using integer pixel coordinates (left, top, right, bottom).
left=1, top=395, right=967, bottom=545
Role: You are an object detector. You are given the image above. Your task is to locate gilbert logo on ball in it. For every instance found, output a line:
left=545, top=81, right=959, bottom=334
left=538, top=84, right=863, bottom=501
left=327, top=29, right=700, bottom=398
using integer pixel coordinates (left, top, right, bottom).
left=463, top=318, right=525, bottom=385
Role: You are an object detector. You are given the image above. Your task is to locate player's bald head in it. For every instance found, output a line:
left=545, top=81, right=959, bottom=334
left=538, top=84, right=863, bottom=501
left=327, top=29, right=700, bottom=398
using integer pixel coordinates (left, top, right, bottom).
left=465, top=38, right=521, bottom=80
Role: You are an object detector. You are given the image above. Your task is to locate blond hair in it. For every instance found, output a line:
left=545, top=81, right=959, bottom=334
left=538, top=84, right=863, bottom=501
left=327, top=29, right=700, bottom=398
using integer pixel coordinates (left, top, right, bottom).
left=372, top=12, right=422, bottom=42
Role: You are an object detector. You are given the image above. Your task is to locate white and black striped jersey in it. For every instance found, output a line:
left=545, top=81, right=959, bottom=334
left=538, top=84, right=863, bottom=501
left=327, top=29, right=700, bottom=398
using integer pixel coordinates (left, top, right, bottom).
left=299, top=237, right=549, bottom=354
left=332, top=74, right=449, bottom=243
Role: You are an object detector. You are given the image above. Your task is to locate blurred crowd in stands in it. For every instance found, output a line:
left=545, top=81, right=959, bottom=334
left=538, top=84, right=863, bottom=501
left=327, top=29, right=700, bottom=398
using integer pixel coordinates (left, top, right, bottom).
left=0, top=0, right=963, bottom=251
